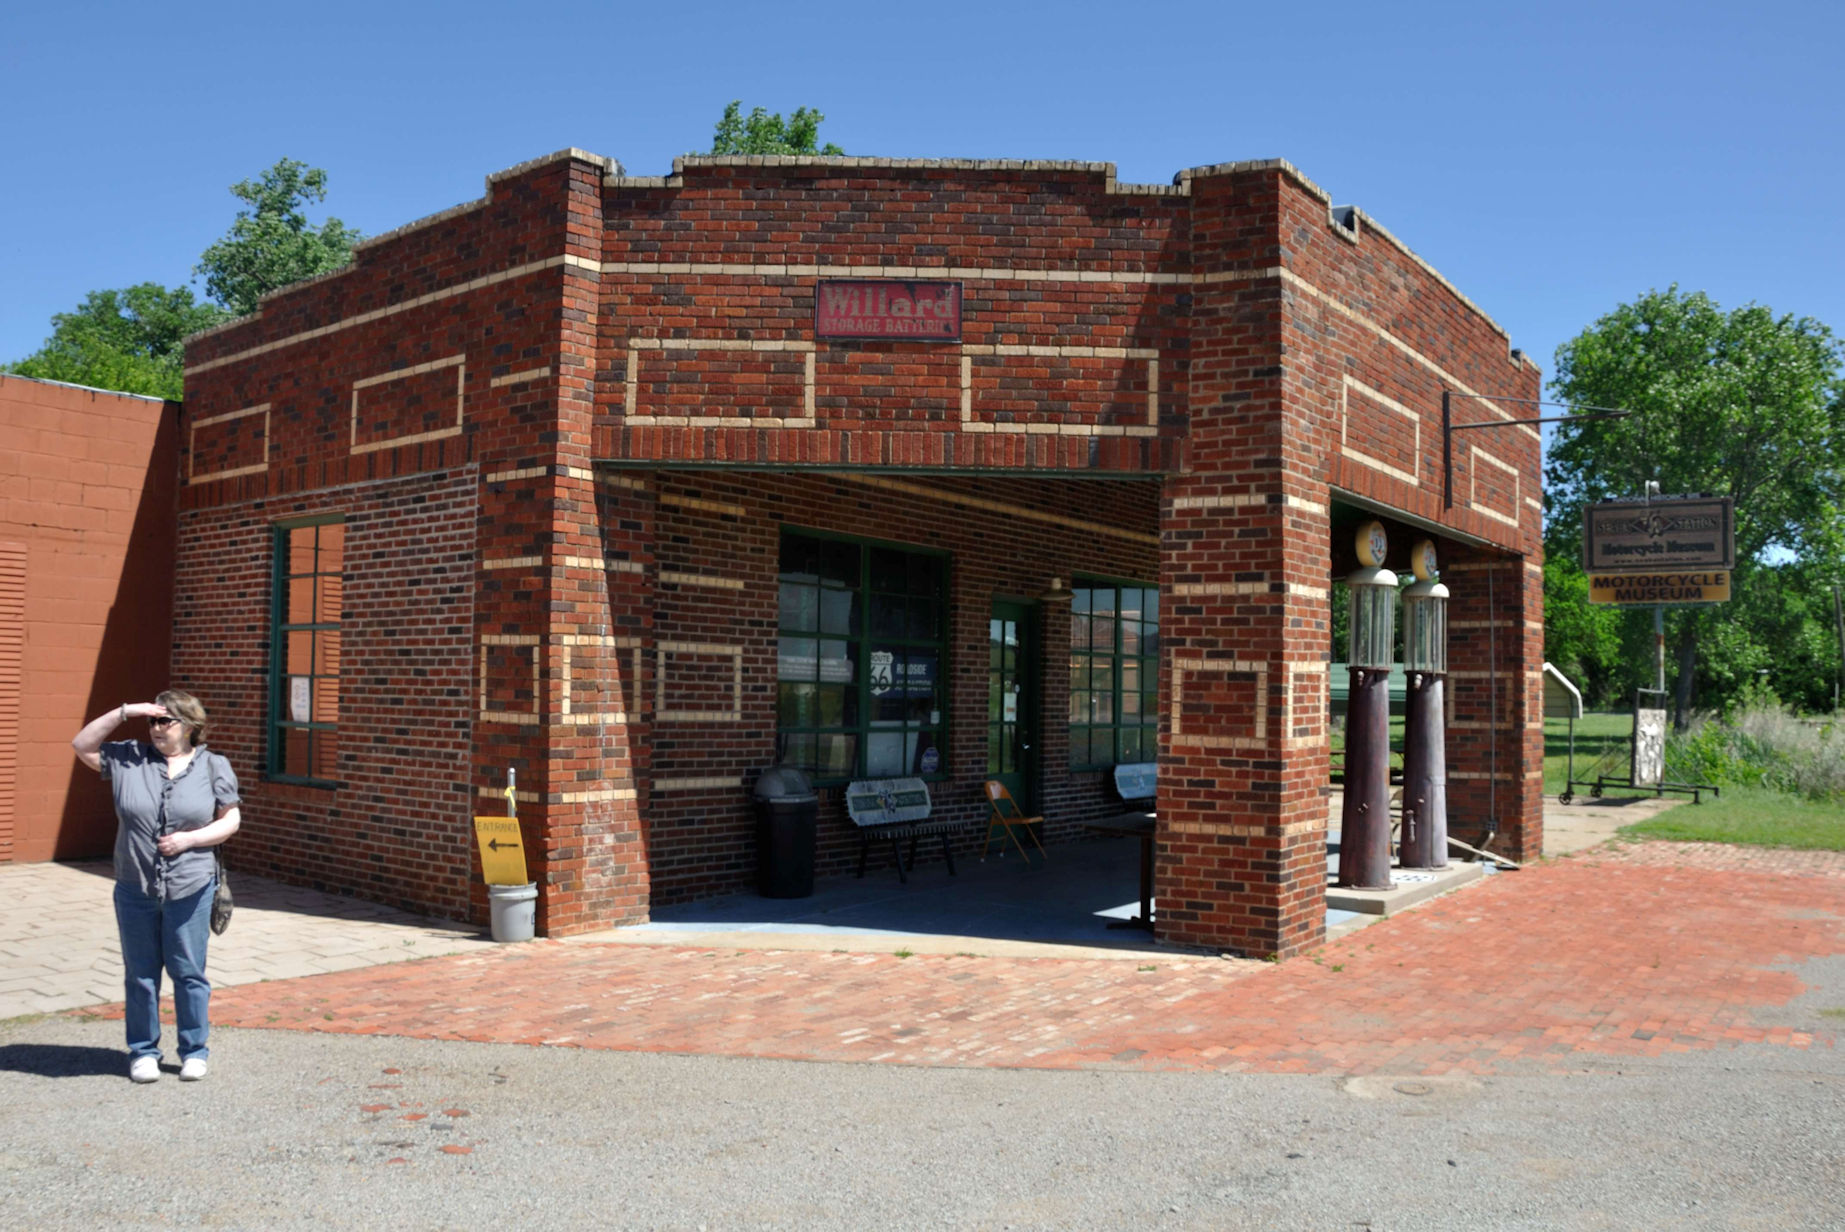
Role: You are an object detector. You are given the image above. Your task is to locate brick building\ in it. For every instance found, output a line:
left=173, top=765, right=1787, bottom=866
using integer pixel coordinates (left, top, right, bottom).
left=0, top=374, right=180, bottom=863
left=175, top=149, right=1544, bottom=958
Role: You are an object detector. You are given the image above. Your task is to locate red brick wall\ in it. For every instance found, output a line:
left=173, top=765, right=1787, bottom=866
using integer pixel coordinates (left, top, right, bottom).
left=170, top=469, right=477, bottom=915
left=597, top=159, right=1192, bottom=475
left=0, top=374, right=178, bottom=862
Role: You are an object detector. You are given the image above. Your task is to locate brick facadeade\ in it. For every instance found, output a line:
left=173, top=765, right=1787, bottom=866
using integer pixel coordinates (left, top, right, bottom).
left=178, top=150, right=1542, bottom=958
